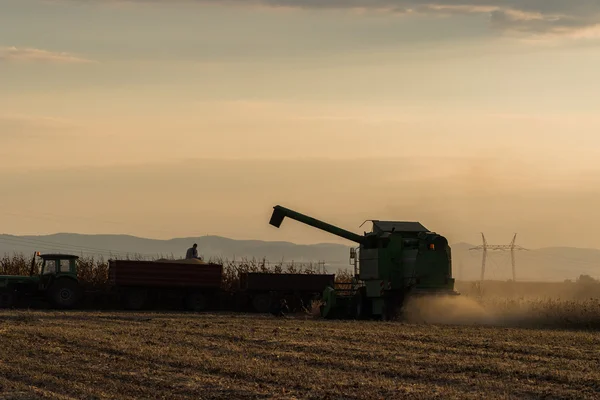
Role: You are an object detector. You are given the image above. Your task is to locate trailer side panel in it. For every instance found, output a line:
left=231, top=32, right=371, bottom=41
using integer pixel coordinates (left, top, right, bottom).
left=239, top=273, right=335, bottom=292
left=109, top=260, right=223, bottom=288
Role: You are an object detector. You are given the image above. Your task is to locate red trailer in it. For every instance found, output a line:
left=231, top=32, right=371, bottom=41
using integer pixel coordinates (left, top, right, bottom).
left=108, top=259, right=223, bottom=311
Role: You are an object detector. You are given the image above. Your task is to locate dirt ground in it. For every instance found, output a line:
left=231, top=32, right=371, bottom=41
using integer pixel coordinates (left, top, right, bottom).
left=0, top=307, right=598, bottom=400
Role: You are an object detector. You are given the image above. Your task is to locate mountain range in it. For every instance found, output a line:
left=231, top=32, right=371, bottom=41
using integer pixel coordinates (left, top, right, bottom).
left=1, top=233, right=599, bottom=282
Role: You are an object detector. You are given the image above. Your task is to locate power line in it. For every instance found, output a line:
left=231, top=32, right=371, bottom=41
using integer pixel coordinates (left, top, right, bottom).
left=0, top=211, right=353, bottom=265
left=0, top=207, right=177, bottom=238
left=0, top=236, right=156, bottom=259
left=0, top=236, right=112, bottom=256
left=0, top=235, right=138, bottom=255
left=0, top=236, right=344, bottom=267
left=469, top=233, right=529, bottom=282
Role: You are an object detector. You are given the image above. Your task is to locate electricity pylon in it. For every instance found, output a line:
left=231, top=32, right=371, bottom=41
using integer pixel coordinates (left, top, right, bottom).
left=469, top=233, right=528, bottom=282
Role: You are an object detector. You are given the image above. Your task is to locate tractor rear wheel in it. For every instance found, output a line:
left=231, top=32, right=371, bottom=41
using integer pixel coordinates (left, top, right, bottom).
left=48, top=279, right=81, bottom=309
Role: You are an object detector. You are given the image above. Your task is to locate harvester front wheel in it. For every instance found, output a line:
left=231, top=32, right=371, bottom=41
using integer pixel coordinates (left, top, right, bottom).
left=380, top=294, right=404, bottom=321
left=48, top=278, right=82, bottom=309
left=380, top=302, right=392, bottom=321
left=354, top=288, right=370, bottom=320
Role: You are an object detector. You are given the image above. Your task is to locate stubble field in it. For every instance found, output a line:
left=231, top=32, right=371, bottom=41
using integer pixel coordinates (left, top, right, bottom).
left=1, top=295, right=599, bottom=400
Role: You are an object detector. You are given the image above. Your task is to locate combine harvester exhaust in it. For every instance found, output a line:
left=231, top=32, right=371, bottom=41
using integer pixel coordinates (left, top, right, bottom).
left=269, top=205, right=459, bottom=320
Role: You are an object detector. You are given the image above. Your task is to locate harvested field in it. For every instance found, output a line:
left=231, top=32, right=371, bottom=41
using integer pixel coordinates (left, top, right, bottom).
left=0, top=305, right=599, bottom=399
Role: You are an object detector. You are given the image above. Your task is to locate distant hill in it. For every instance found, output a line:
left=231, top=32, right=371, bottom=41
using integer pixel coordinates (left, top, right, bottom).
left=1, top=234, right=599, bottom=281
left=0, top=233, right=353, bottom=272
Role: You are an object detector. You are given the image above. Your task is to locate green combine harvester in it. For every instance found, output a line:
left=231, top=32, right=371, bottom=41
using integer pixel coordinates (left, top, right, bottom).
left=269, top=205, right=459, bottom=320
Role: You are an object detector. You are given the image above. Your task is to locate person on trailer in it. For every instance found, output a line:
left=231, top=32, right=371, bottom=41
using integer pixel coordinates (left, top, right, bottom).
left=185, top=243, right=201, bottom=260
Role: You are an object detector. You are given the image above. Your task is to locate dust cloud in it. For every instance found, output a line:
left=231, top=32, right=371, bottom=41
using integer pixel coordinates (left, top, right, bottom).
left=400, top=294, right=600, bottom=329
left=402, top=295, right=497, bottom=326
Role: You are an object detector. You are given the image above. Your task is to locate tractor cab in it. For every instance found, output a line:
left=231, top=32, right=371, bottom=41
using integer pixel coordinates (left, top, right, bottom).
left=32, top=253, right=79, bottom=290
left=34, top=253, right=79, bottom=277
left=30, top=252, right=82, bottom=308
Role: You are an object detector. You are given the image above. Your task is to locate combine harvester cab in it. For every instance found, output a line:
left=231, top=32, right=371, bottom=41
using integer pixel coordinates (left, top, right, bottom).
left=269, top=205, right=459, bottom=320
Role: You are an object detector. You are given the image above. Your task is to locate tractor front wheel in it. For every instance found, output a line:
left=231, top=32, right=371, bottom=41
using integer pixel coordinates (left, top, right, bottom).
left=48, top=279, right=82, bottom=309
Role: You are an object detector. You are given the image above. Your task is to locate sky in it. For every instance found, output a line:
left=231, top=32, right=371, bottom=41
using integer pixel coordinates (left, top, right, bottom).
left=1, top=0, right=600, bottom=249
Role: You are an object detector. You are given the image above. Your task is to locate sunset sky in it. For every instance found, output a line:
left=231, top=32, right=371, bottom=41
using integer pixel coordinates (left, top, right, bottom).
left=2, top=0, right=600, bottom=248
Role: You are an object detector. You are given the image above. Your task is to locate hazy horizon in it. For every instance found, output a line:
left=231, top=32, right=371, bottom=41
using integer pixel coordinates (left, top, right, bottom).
left=4, top=230, right=600, bottom=252
left=2, top=1, right=600, bottom=250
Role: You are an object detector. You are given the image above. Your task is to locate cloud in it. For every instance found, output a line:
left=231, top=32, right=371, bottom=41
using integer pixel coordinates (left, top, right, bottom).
left=265, top=1, right=600, bottom=37
left=92, top=0, right=600, bottom=38
left=0, top=114, right=77, bottom=128
left=0, top=115, right=79, bottom=140
left=0, top=46, right=94, bottom=64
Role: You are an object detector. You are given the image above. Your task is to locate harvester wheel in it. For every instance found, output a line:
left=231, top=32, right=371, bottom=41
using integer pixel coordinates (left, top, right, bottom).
left=48, top=278, right=82, bottom=309
left=252, top=293, right=271, bottom=313
left=381, top=296, right=402, bottom=321
left=354, top=288, right=369, bottom=320
left=380, top=304, right=391, bottom=321
left=185, top=291, right=206, bottom=312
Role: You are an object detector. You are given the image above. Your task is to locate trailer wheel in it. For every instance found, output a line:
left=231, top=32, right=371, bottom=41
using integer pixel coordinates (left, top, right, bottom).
left=185, top=292, right=206, bottom=312
left=123, top=289, right=147, bottom=310
left=300, top=296, right=313, bottom=313
left=0, top=292, right=13, bottom=309
left=252, top=293, right=271, bottom=313
left=48, top=278, right=81, bottom=309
